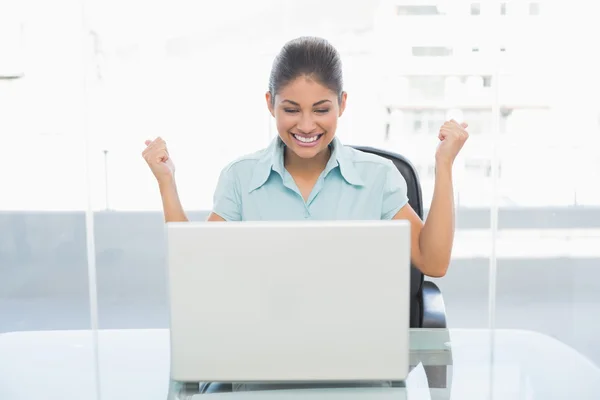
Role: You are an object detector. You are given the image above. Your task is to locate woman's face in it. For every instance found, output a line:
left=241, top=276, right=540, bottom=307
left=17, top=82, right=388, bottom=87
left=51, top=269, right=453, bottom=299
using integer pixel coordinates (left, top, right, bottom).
left=266, top=76, right=346, bottom=160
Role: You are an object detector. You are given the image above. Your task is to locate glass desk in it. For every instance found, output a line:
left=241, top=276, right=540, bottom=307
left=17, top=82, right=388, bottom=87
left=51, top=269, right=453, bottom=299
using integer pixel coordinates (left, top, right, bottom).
left=0, top=328, right=598, bottom=399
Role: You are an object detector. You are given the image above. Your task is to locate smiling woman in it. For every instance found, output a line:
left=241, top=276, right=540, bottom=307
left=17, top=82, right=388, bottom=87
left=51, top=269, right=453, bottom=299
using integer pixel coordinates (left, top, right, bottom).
left=142, top=36, right=469, bottom=278
left=267, top=77, right=342, bottom=164
left=265, top=36, right=345, bottom=165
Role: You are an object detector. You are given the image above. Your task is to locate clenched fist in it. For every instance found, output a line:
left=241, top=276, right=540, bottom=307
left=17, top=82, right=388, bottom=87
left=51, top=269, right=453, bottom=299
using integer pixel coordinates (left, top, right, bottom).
left=436, top=120, right=469, bottom=167
left=142, top=137, right=175, bottom=184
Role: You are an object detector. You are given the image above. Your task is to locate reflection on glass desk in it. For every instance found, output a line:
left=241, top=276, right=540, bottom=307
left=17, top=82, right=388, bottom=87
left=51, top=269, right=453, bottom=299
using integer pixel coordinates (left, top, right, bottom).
left=0, top=328, right=598, bottom=400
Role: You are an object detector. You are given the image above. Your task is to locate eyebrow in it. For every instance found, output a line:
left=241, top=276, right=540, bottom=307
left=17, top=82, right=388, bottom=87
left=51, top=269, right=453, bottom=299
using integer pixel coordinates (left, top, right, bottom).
left=282, top=99, right=332, bottom=107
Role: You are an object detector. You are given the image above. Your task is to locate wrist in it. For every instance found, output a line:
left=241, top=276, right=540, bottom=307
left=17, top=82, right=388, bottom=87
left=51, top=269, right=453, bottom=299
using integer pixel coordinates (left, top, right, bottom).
left=158, top=177, right=177, bottom=193
left=434, top=158, right=453, bottom=174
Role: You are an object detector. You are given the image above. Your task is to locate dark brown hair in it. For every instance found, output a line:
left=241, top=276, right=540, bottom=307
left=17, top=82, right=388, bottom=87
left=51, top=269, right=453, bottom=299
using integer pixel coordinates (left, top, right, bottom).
left=268, top=36, right=343, bottom=103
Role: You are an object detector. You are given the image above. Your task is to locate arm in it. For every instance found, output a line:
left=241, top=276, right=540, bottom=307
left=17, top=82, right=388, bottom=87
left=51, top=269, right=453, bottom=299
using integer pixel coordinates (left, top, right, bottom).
left=207, top=212, right=226, bottom=222
left=159, top=178, right=229, bottom=222
left=142, top=137, right=230, bottom=222
left=142, top=137, right=189, bottom=223
left=159, top=178, right=232, bottom=222
left=393, top=119, right=468, bottom=278
left=159, top=180, right=189, bottom=222
left=143, top=137, right=234, bottom=223
left=393, top=164, right=454, bottom=277
left=421, top=163, right=454, bottom=275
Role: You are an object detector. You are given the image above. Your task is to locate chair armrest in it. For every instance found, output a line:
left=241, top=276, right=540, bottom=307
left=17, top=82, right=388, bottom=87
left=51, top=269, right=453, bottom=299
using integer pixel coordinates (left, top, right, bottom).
left=201, top=382, right=233, bottom=394
left=420, top=282, right=452, bottom=390
left=168, top=381, right=200, bottom=399
left=421, top=280, right=447, bottom=328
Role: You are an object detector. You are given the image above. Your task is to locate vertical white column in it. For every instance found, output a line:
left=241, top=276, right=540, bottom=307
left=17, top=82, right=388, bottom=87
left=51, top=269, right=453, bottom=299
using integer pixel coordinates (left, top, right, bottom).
left=79, top=0, right=102, bottom=398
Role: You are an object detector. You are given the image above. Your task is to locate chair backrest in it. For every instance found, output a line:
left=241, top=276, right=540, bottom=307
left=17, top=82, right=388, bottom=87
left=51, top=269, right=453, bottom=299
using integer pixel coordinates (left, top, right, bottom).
left=351, top=146, right=425, bottom=328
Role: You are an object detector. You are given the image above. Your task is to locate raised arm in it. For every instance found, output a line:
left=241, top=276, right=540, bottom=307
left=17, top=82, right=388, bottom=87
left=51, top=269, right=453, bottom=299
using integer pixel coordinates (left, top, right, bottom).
left=143, top=137, right=238, bottom=223
left=392, top=120, right=469, bottom=277
left=142, top=137, right=188, bottom=223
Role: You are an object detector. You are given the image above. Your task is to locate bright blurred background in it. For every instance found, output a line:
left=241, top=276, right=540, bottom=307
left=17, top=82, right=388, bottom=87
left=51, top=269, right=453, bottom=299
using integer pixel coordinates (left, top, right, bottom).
left=1, top=0, right=599, bottom=374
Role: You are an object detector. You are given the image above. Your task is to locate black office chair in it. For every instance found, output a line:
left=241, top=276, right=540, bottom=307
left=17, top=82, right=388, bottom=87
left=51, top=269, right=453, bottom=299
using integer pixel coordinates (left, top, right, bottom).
left=197, top=146, right=449, bottom=395
left=351, top=146, right=447, bottom=329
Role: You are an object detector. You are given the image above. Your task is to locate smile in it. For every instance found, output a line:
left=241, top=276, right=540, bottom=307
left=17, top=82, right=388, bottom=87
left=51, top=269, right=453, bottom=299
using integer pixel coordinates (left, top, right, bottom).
left=292, top=133, right=323, bottom=147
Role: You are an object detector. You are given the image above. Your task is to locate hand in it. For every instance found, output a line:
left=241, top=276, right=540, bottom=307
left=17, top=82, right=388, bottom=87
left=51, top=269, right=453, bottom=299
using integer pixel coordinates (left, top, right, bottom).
left=435, top=120, right=469, bottom=167
left=142, top=137, right=175, bottom=184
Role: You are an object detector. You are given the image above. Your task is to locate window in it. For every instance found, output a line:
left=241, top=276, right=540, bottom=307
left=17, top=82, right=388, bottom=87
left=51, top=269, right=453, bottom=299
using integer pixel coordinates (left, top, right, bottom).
left=529, top=2, right=541, bottom=15
left=413, top=117, right=423, bottom=132
left=396, top=5, right=441, bottom=15
left=465, top=159, right=501, bottom=178
left=411, top=46, right=453, bottom=57
left=3, top=4, right=600, bottom=395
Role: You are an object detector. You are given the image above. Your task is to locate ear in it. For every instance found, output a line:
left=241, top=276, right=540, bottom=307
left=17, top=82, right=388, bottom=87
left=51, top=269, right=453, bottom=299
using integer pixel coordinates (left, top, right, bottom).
left=338, top=91, right=348, bottom=117
left=265, top=91, right=275, bottom=117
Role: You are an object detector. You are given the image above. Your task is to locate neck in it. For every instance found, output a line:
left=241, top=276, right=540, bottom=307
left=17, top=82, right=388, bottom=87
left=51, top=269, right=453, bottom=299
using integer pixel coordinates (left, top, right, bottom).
left=284, top=146, right=331, bottom=176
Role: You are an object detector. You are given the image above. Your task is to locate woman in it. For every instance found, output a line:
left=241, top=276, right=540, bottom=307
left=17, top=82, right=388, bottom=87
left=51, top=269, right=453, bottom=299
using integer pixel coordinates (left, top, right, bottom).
left=143, top=36, right=468, bottom=279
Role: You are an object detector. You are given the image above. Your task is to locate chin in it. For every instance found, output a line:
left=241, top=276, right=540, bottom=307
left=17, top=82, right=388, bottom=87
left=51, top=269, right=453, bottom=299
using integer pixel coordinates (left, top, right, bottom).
left=290, top=146, right=323, bottom=159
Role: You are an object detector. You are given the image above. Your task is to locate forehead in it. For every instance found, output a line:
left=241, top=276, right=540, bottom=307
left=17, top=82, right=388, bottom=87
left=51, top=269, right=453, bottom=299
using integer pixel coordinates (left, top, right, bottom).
left=276, top=75, right=337, bottom=103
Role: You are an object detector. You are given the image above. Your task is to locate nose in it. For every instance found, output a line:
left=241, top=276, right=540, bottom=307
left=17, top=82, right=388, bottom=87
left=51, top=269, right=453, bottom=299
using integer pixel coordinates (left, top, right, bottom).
left=296, top=113, right=317, bottom=134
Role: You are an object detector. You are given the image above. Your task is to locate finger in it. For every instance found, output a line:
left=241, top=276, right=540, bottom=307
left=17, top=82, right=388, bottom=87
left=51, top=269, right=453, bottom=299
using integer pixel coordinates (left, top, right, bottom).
left=147, top=140, right=166, bottom=150
left=460, top=122, right=469, bottom=129
left=142, top=144, right=160, bottom=156
left=146, top=140, right=167, bottom=154
left=145, top=140, right=151, bottom=146
left=146, top=137, right=164, bottom=146
left=156, top=149, right=169, bottom=163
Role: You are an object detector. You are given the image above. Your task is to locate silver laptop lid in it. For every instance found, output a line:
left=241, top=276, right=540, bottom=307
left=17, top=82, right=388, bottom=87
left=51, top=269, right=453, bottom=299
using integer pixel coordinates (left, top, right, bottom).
left=166, top=220, right=411, bottom=382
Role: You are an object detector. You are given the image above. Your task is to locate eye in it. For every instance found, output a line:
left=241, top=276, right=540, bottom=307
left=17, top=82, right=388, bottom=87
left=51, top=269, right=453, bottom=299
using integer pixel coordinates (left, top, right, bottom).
left=315, top=109, right=330, bottom=114
left=284, top=109, right=299, bottom=114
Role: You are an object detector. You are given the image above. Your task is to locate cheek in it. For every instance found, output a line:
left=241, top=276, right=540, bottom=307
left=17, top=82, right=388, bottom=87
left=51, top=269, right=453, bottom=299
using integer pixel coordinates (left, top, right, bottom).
left=275, top=112, right=295, bottom=131
left=322, top=114, right=338, bottom=131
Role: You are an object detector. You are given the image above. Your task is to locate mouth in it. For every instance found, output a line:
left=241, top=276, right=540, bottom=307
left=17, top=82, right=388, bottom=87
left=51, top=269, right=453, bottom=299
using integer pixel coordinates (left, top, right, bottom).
left=291, top=133, right=324, bottom=147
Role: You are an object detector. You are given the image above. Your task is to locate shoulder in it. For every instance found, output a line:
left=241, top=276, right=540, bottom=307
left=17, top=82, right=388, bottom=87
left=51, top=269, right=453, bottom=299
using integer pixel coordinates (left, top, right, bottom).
left=340, top=145, right=400, bottom=176
left=337, top=144, right=407, bottom=197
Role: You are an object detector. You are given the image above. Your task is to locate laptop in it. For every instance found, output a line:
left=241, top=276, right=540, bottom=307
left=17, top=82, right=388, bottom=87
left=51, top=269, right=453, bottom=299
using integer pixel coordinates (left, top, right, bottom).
left=166, top=220, right=411, bottom=384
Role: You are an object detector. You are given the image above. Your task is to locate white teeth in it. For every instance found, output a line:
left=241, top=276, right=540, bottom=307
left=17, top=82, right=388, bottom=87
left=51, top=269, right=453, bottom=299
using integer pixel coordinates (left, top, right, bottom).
left=293, top=134, right=319, bottom=143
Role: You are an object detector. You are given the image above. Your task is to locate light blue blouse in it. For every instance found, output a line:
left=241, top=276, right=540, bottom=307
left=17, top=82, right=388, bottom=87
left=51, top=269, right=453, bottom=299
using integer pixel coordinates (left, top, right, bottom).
left=212, top=136, right=409, bottom=221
